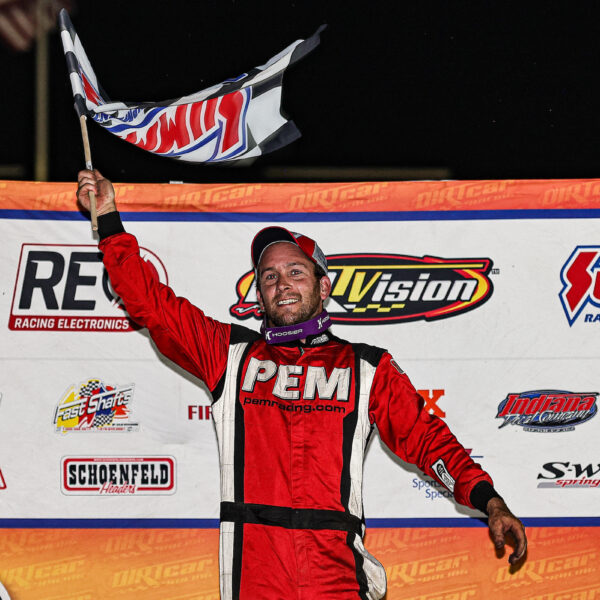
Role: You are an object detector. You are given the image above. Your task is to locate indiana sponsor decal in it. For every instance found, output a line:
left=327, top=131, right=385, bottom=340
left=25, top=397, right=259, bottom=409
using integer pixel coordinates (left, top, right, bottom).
left=496, top=390, right=598, bottom=432
left=559, top=245, right=600, bottom=325
left=230, top=253, right=493, bottom=323
left=61, top=457, right=175, bottom=495
left=537, top=461, right=600, bottom=488
left=53, top=379, right=139, bottom=433
left=9, top=243, right=167, bottom=331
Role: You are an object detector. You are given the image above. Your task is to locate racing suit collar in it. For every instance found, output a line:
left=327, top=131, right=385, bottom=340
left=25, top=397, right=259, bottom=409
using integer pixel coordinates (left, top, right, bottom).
left=261, top=310, right=331, bottom=346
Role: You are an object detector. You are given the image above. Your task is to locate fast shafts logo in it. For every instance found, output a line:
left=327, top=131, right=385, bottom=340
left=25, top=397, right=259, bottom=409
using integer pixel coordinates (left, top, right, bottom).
left=230, top=253, right=494, bottom=323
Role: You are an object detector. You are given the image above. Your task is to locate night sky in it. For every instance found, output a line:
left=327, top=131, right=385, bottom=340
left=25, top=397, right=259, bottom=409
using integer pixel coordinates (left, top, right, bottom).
left=2, top=1, right=600, bottom=183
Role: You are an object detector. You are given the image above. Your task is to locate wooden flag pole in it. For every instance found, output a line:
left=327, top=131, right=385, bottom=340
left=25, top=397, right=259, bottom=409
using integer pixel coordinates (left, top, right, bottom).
left=79, top=115, right=98, bottom=231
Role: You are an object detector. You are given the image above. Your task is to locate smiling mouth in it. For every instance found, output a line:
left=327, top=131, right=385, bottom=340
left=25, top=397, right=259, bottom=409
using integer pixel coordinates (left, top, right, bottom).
left=277, top=298, right=299, bottom=306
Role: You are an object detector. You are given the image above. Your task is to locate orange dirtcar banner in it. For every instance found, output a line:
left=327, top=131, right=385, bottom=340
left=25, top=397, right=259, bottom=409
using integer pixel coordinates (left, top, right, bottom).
left=2, top=178, right=600, bottom=212
left=0, top=527, right=599, bottom=599
left=1, top=178, right=600, bottom=599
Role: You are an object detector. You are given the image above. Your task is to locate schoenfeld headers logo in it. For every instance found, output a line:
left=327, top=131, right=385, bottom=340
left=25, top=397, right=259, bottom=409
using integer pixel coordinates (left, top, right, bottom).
left=230, top=253, right=494, bottom=323
left=61, top=457, right=175, bottom=495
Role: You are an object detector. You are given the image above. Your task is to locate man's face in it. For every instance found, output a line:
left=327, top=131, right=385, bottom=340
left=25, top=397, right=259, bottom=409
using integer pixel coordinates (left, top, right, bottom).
left=256, top=242, right=331, bottom=327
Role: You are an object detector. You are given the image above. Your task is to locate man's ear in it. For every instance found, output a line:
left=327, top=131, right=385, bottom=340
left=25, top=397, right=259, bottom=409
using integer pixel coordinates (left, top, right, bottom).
left=319, top=275, right=332, bottom=301
left=256, top=287, right=265, bottom=312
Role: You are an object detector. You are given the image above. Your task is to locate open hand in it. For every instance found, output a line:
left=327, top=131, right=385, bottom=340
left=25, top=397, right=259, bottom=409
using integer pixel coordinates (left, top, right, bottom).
left=487, top=497, right=527, bottom=565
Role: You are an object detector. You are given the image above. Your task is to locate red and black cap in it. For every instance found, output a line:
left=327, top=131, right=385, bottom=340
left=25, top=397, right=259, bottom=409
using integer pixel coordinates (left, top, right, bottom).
left=251, top=226, right=328, bottom=274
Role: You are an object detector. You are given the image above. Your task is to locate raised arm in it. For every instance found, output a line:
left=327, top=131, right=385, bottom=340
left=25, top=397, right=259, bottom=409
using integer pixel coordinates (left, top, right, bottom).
left=75, top=170, right=231, bottom=392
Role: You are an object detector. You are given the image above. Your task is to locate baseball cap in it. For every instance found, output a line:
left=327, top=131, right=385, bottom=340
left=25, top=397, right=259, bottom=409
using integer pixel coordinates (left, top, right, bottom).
left=251, top=226, right=328, bottom=274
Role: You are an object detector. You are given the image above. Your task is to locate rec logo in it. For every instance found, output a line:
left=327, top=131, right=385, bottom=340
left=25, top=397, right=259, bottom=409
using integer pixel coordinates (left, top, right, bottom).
left=9, top=243, right=167, bottom=331
left=496, top=390, right=597, bottom=432
left=230, top=253, right=494, bottom=324
left=61, top=457, right=176, bottom=495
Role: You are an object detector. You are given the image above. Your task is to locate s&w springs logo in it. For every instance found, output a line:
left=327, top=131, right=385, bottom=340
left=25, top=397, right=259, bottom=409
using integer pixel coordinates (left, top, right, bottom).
left=230, top=253, right=494, bottom=324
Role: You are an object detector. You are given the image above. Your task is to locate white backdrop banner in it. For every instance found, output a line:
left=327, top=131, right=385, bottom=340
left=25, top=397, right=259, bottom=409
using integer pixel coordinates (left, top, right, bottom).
left=1, top=179, right=599, bottom=525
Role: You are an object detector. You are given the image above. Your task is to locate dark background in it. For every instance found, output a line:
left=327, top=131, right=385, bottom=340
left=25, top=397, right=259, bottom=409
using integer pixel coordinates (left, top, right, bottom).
left=2, top=0, right=600, bottom=183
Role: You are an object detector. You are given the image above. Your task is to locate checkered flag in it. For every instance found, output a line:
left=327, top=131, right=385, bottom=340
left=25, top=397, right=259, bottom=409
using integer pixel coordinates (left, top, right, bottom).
left=93, top=412, right=114, bottom=427
left=79, top=379, right=101, bottom=397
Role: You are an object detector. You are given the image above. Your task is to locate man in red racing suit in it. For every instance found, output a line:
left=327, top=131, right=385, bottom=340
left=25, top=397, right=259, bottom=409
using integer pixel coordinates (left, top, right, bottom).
left=77, top=170, right=527, bottom=600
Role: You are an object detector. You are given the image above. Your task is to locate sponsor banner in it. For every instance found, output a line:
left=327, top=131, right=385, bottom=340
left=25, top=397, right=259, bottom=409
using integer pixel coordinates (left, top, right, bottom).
left=560, top=246, right=600, bottom=326
left=53, top=379, right=138, bottom=433
left=231, top=253, right=494, bottom=324
left=3, top=179, right=600, bottom=213
left=61, top=457, right=176, bottom=495
left=537, top=461, right=600, bottom=489
left=9, top=243, right=167, bottom=332
left=496, top=390, right=598, bottom=432
left=0, top=527, right=598, bottom=599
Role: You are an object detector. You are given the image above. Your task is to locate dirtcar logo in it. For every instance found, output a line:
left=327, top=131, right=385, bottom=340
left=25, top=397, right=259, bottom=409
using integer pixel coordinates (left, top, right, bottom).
left=496, top=390, right=598, bottom=432
left=9, top=243, right=167, bottom=331
left=230, top=253, right=494, bottom=323
left=537, top=461, right=600, bottom=488
left=53, top=378, right=139, bottom=433
left=559, top=246, right=600, bottom=325
left=61, top=457, right=175, bottom=495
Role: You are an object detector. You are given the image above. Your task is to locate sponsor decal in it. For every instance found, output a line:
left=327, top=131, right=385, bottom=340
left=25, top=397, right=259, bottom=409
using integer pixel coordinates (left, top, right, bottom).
left=418, top=389, right=446, bottom=418
left=188, top=405, right=212, bottom=420
left=230, top=253, right=494, bottom=324
left=387, top=552, right=469, bottom=587
left=432, top=459, right=456, bottom=492
left=61, top=457, right=175, bottom=495
left=111, top=554, right=214, bottom=588
left=537, top=461, right=600, bottom=488
left=497, top=390, right=598, bottom=432
left=412, top=450, right=482, bottom=501
left=9, top=244, right=167, bottom=331
left=494, top=550, right=597, bottom=585
left=1, top=556, right=86, bottom=590
left=0, top=468, right=6, bottom=490
left=53, top=379, right=138, bottom=433
left=559, top=246, right=600, bottom=325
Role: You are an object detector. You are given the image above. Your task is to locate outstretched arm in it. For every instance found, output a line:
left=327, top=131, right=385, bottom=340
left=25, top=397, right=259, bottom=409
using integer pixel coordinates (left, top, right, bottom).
left=77, top=169, right=117, bottom=216
left=487, top=496, right=527, bottom=565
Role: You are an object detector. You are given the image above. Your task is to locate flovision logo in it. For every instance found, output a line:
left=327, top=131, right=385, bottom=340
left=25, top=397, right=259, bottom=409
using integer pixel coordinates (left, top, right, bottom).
left=9, top=244, right=167, bottom=331
left=230, top=253, right=494, bottom=324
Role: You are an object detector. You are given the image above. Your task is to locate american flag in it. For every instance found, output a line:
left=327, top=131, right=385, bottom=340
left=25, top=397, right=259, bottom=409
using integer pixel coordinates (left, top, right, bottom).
left=58, top=9, right=324, bottom=164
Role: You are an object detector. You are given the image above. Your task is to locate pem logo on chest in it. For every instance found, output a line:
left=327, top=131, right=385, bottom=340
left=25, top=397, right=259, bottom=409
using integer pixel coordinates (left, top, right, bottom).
left=242, top=358, right=351, bottom=403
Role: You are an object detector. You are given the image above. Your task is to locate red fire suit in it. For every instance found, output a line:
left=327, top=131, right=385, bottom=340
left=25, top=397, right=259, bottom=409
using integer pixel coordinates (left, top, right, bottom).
left=99, top=220, right=496, bottom=600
